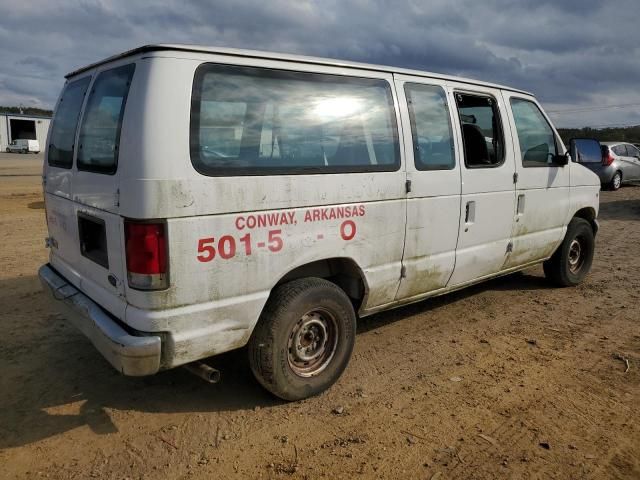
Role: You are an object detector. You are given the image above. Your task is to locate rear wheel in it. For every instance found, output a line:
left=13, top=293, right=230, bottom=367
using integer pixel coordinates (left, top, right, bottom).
left=609, top=171, right=622, bottom=190
left=543, top=218, right=595, bottom=287
left=248, top=277, right=356, bottom=401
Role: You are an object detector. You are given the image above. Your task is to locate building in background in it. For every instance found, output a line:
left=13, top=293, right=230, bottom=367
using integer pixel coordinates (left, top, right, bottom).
left=0, top=113, right=51, bottom=153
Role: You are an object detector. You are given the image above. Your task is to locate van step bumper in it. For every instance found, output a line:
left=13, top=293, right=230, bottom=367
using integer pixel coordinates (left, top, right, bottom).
left=38, top=264, right=161, bottom=376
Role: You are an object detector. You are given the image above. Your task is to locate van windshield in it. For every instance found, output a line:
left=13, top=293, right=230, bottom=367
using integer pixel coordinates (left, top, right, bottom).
left=190, top=64, right=400, bottom=175
left=48, top=76, right=91, bottom=168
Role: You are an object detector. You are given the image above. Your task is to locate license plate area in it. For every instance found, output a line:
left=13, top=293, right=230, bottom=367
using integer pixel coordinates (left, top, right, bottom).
left=78, top=212, right=109, bottom=269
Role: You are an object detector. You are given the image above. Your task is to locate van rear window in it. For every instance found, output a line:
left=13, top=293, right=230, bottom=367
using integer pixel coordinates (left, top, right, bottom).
left=48, top=76, right=91, bottom=168
left=190, top=64, right=400, bottom=175
left=77, top=64, right=135, bottom=174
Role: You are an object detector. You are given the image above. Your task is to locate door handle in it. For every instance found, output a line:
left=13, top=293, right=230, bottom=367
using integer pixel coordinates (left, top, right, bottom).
left=517, top=194, right=525, bottom=215
left=465, top=201, right=476, bottom=224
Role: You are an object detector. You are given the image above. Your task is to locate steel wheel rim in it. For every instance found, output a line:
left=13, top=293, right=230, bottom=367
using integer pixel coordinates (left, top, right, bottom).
left=614, top=174, right=621, bottom=189
left=568, top=237, right=585, bottom=273
left=287, top=309, right=338, bottom=377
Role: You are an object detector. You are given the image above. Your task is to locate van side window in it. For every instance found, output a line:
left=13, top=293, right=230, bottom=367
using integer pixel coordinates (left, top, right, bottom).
left=190, top=64, right=400, bottom=175
left=455, top=93, right=504, bottom=168
left=510, top=98, right=558, bottom=167
left=77, top=64, right=135, bottom=174
left=48, top=76, right=91, bottom=168
left=404, top=84, right=455, bottom=170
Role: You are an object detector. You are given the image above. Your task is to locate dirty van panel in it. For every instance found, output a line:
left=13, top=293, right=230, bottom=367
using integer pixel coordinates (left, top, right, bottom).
left=43, top=63, right=136, bottom=313
left=124, top=200, right=406, bottom=314
left=45, top=193, right=127, bottom=315
left=123, top=60, right=407, bottom=313
left=393, top=79, right=461, bottom=301
left=120, top=58, right=407, bottom=219
left=447, top=85, right=518, bottom=286
left=502, top=93, right=570, bottom=268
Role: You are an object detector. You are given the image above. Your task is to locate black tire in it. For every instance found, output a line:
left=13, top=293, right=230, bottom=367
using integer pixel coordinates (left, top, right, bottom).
left=248, top=277, right=356, bottom=401
left=543, top=218, right=595, bottom=287
left=608, top=171, right=622, bottom=191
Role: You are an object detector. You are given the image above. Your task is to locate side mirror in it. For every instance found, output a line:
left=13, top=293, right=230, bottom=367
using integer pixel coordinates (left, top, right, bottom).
left=569, top=138, right=601, bottom=164
left=552, top=152, right=570, bottom=166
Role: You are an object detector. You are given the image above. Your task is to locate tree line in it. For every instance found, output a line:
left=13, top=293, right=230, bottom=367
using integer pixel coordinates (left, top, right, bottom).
left=557, top=125, right=640, bottom=145
left=0, top=106, right=53, bottom=117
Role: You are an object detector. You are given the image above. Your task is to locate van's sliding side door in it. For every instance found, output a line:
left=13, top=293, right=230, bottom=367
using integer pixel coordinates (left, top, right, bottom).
left=394, top=75, right=462, bottom=301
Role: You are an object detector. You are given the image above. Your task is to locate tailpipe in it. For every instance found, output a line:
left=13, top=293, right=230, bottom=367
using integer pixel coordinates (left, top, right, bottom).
left=184, top=362, right=221, bottom=384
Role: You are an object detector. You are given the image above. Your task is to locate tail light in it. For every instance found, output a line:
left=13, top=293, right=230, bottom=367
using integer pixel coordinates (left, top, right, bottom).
left=602, top=147, right=614, bottom=166
left=124, top=220, right=168, bottom=290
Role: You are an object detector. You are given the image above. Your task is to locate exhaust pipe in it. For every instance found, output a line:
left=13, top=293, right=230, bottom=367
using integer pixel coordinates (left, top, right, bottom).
left=184, top=362, right=221, bottom=384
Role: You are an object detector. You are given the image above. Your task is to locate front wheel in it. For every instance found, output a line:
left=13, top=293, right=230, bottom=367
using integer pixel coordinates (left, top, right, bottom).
left=248, top=277, right=356, bottom=401
left=543, top=218, right=595, bottom=287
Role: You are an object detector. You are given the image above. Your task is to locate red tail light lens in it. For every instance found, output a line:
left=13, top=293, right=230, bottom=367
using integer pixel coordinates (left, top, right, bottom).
left=124, top=220, right=168, bottom=290
left=602, top=147, right=614, bottom=166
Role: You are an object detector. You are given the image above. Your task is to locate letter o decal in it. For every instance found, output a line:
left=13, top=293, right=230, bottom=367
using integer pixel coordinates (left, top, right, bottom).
left=340, top=220, right=356, bottom=241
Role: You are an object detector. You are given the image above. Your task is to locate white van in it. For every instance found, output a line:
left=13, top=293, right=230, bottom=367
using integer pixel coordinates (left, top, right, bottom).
left=39, top=45, right=600, bottom=400
left=7, top=138, right=40, bottom=153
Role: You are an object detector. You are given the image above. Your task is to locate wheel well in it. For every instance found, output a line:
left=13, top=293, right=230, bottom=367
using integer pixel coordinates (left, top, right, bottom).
left=276, top=258, right=367, bottom=310
left=573, top=207, right=598, bottom=235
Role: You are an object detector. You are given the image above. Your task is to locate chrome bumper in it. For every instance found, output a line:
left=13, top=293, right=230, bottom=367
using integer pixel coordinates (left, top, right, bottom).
left=38, top=264, right=161, bottom=376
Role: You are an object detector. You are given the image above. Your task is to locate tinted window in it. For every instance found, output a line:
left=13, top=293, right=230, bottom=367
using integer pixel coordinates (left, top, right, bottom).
left=510, top=98, right=557, bottom=167
left=405, top=84, right=455, bottom=170
left=455, top=93, right=504, bottom=168
left=190, top=64, right=399, bottom=175
left=77, top=64, right=135, bottom=174
left=48, top=77, right=91, bottom=168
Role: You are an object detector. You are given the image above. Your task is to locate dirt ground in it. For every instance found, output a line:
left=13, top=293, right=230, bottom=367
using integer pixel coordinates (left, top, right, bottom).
left=1, top=152, right=639, bottom=480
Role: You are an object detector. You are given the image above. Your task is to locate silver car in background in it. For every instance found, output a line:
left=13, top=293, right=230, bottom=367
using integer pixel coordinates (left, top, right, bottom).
left=575, top=141, right=640, bottom=190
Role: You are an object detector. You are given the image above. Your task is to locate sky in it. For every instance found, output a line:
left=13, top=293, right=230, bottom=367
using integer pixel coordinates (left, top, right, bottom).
left=0, top=0, right=638, bottom=128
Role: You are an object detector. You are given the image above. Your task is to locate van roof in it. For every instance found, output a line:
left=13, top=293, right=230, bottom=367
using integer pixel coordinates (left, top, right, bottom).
left=65, top=44, right=532, bottom=96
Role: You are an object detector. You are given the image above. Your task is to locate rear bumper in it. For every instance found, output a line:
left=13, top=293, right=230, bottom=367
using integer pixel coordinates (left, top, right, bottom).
left=38, top=264, right=162, bottom=376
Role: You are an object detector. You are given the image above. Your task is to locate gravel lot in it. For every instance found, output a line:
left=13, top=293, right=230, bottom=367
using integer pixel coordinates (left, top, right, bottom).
left=1, top=152, right=639, bottom=479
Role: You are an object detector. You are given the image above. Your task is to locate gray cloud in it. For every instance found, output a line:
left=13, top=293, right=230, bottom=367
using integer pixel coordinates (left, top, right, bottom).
left=0, top=0, right=637, bottom=127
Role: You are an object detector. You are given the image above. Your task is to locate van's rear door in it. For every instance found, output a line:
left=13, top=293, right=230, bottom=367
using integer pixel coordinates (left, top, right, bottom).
left=44, top=63, right=136, bottom=315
